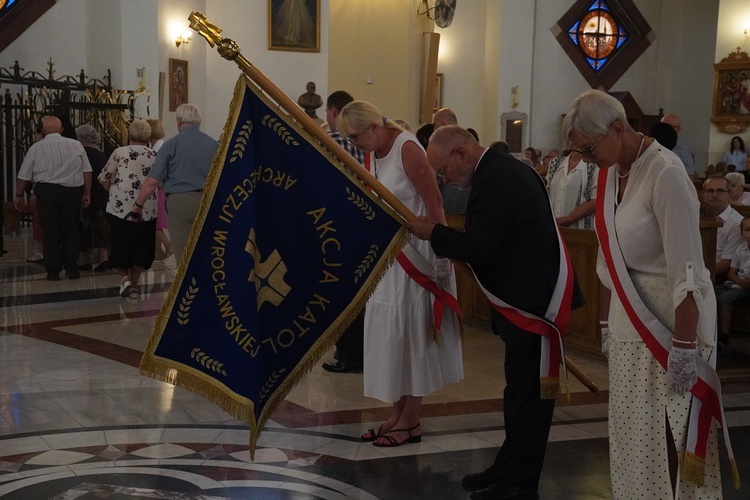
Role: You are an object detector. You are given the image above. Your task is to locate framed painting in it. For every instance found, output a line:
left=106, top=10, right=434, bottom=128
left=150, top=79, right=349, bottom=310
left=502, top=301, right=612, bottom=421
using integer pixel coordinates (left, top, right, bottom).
left=169, top=58, right=188, bottom=112
left=433, top=73, right=444, bottom=112
left=268, top=0, right=320, bottom=52
left=711, top=48, right=750, bottom=134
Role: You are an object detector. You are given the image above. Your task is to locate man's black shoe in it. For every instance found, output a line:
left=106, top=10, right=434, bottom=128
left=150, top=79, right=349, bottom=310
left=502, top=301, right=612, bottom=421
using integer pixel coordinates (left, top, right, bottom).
left=470, top=482, right=538, bottom=500
left=47, top=272, right=60, bottom=281
left=462, top=466, right=503, bottom=489
left=66, top=269, right=81, bottom=279
left=322, top=362, right=363, bottom=373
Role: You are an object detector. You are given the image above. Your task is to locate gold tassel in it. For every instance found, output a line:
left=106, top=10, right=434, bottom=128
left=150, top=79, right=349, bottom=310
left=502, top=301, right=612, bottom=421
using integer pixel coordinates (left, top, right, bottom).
left=730, top=459, right=741, bottom=489
left=539, top=377, right=560, bottom=399
left=432, top=325, right=442, bottom=346
left=681, top=451, right=705, bottom=486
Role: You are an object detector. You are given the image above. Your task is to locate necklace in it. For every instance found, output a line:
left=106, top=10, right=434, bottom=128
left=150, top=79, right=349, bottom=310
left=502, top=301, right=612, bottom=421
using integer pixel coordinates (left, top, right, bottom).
left=617, top=134, right=645, bottom=179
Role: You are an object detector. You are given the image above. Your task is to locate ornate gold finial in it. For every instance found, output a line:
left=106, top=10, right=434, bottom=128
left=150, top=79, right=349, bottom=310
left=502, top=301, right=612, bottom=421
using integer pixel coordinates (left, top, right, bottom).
left=189, top=12, right=223, bottom=47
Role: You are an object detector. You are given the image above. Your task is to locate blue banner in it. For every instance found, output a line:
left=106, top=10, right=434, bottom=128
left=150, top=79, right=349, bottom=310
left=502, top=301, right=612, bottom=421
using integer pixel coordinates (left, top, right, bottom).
left=140, top=76, right=406, bottom=454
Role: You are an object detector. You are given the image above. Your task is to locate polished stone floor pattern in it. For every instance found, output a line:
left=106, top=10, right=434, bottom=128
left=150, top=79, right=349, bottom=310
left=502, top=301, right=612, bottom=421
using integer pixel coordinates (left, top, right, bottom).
left=0, top=229, right=749, bottom=499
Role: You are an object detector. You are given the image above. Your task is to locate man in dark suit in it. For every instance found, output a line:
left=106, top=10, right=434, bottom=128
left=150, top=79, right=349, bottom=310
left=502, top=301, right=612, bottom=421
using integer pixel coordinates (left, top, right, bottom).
left=408, top=125, right=570, bottom=500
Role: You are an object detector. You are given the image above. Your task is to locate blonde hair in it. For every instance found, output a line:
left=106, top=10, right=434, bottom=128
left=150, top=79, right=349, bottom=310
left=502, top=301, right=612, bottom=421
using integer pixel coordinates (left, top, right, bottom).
left=146, top=118, right=165, bottom=141
left=338, top=100, right=403, bottom=137
left=128, top=119, right=152, bottom=143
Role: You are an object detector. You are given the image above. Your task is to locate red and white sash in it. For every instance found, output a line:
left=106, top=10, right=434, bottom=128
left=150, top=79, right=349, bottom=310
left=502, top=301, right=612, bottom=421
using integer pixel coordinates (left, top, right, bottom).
left=471, top=229, right=574, bottom=399
left=467, top=164, right=575, bottom=399
left=595, top=167, right=739, bottom=488
left=397, top=243, right=462, bottom=338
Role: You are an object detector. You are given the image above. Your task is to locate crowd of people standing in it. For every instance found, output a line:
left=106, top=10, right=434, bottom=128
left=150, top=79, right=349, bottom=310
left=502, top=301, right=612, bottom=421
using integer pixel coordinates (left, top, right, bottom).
left=15, top=104, right=213, bottom=298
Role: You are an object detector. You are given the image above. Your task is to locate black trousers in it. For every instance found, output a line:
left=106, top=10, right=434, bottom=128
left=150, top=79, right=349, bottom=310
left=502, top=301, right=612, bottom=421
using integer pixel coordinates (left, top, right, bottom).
left=335, top=310, right=364, bottom=365
left=491, top=311, right=556, bottom=492
left=35, top=183, right=82, bottom=274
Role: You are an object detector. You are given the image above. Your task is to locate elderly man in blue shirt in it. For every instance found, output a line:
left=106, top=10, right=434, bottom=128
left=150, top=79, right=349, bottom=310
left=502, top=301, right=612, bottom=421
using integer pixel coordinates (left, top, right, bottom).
left=131, top=103, right=219, bottom=264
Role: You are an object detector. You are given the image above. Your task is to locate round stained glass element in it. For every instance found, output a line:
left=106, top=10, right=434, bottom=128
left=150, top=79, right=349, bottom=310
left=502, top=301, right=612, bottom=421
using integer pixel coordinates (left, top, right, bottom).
left=578, top=9, right=619, bottom=60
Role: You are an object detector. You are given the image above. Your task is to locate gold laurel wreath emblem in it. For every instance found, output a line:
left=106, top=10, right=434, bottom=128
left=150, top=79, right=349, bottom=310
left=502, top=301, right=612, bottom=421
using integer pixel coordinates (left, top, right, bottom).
left=230, top=122, right=252, bottom=163
left=261, top=115, right=300, bottom=146
left=345, top=187, right=376, bottom=220
left=259, top=368, right=287, bottom=401
left=190, top=347, right=228, bottom=376
left=177, top=277, right=199, bottom=325
left=354, top=244, right=379, bottom=284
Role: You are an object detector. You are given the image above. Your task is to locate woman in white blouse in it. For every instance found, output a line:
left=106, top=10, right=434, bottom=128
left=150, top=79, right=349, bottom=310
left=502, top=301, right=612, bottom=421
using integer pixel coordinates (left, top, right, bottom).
left=722, top=136, right=747, bottom=172
left=563, top=89, right=725, bottom=499
left=545, top=150, right=598, bottom=229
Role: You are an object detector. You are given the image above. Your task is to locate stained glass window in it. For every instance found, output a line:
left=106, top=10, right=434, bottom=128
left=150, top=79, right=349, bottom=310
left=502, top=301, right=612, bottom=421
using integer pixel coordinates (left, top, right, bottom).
left=554, top=0, right=653, bottom=90
left=567, top=1, right=628, bottom=72
left=0, top=0, right=18, bottom=14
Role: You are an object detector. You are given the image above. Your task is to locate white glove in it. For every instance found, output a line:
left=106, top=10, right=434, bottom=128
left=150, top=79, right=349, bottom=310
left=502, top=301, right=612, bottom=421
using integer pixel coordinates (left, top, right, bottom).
left=434, top=258, right=452, bottom=290
left=667, top=346, right=697, bottom=396
left=601, top=326, right=610, bottom=359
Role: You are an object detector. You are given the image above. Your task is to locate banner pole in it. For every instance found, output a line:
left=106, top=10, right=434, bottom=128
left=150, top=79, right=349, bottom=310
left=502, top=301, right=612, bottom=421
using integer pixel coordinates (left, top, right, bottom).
left=188, top=11, right=417, bottom=224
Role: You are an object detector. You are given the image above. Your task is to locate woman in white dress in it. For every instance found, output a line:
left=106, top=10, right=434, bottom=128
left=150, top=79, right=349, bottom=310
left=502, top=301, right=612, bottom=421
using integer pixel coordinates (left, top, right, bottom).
left=339, top=101, right=463, bottom=447
left=545, top=150, right=598, bottom=229
left=563, top=90, right=727, bottom=499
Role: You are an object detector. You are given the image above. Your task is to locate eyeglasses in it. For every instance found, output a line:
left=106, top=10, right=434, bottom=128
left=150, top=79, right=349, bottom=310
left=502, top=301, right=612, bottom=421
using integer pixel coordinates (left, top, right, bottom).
left=346, top=124, right=371, bottom=143
left=436, top=150, right=457, bottom=180
left=570, top=135, right=603, bottom=159
left=704, top=188, right=728, bottom=194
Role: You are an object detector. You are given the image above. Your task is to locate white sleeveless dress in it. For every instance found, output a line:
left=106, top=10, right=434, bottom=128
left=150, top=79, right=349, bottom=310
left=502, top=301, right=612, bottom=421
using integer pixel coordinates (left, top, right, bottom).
left=363, top=132, right=463, bottom=402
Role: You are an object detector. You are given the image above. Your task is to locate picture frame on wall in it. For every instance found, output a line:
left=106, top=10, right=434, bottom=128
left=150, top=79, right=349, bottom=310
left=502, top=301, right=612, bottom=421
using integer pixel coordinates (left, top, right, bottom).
left=711, top=48, right=750, bottom=134
left=268, top=0, right=321, bottom=52
left=433, top=73, right=444, bottom=112
left=169, top=58, right=189, bottom=112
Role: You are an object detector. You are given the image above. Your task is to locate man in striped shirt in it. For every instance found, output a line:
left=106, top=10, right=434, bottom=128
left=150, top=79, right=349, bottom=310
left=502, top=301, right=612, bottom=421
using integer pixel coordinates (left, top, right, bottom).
left=15, top=116, right=92, bottom=281
left=322, top=90, right=365, bottom=373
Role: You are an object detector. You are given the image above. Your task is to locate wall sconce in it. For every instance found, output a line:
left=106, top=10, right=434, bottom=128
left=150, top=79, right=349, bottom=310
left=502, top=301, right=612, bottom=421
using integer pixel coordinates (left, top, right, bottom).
left=175, top=32, right=191, bottom=48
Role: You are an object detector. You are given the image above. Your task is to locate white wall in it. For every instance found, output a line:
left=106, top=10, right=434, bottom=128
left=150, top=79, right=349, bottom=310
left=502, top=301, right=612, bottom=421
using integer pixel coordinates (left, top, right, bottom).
left=435, top=0, right=487, bottom=134
left=0, top=0, right=329, bottom=142
left=430, top=0, right=723, bottom=167
left=0, top=0, right=88, bottom=72
left=202, top=0, right=329, bottom=140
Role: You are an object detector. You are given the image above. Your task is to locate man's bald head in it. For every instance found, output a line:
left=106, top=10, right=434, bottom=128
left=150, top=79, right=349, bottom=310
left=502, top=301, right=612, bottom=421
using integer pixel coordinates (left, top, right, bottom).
left=661, top=114, right=682, bottom=134
left=427, top=125, right=482, bottom=189
left=42, top=116, right=63, bottom=136
left=432, top=108, right=458, bottom=129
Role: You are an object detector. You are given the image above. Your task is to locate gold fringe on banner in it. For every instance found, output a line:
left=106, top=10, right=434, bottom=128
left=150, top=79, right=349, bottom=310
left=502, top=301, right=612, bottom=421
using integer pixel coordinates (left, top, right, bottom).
left=140, top=75, right=409, bottom=460
left=681, top=451, right=705, bottom=487
left=539, top=377, right=560, bottom=399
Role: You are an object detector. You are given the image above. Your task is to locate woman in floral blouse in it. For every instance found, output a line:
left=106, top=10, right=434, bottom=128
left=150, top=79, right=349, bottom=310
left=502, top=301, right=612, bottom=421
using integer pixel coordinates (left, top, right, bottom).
left=98, top=119, right=157, bottom=299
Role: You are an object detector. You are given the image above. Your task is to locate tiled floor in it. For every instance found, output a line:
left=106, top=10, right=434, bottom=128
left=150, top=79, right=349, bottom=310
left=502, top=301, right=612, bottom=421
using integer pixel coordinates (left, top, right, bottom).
left=1, top=228, right=749, bottom=499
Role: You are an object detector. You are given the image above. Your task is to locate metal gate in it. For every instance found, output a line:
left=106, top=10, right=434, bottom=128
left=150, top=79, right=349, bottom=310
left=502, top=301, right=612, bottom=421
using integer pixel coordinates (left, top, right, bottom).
left=0, top=59, right=149, bottom=203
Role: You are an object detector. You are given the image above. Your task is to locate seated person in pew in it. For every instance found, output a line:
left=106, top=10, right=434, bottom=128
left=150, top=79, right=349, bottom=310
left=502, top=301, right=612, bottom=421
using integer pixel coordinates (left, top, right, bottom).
left=715, top=216, right=750, bottom=353
left=703, top=175, right=744, bottom=281
left=726, top=172, right=750, bottom=205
